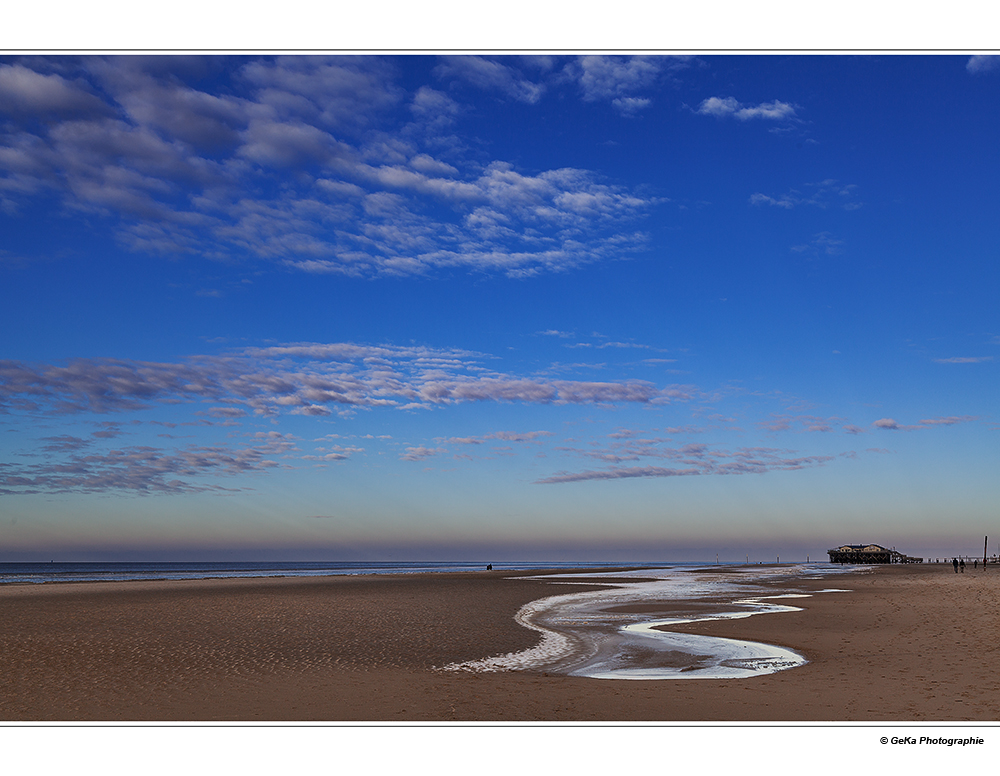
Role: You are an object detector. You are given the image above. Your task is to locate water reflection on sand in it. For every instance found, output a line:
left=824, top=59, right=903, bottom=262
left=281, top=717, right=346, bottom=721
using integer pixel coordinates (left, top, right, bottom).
left=445, top=564, right=854, bottom=680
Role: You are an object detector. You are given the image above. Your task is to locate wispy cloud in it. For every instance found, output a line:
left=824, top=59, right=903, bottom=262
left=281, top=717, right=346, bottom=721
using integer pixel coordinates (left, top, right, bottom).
left=92, top=421, right=128, bottom=438
left=918, top=416, right=977, bottom=426
left=873, top=416, right=977, bottom=431
left=562, top=334, right=666, bottom=352
left=696, top=96, right=797, bottom=121
left=538, top=329, right=575, bottom=338
left=0, top=63, right=111, bottom=117
left=0, top=342, right=696, bottom=419
left=758, top=414, right=842, bottom=433
left=967, top=56, right=1000, bottom=74
left=40, top=434, right=92, bottom=453
left=790, top=232, right=845, bottom=257
left=302, top=445, right=364, bottom=462
left=538, top=465, right=699, bottom=483
left=1, top=433, right=298, bottom=495
left=437, top=430, right=553, bottom=445
left=432, top=55, right=684, bottom=118
left=400, top=445, right=445, bottom=462
left=537, top=446, right=834, bottom=484
left=0, top=57, right=658, bottom=278
left=751, top=181, right=861, bottom=211
left=433, top=56, right=545, bottom=104
left=560, top=56, right=685, bottom=115
left=933, top=356, right=993, bottom=364
left=749, top=193, right=795, bottom=209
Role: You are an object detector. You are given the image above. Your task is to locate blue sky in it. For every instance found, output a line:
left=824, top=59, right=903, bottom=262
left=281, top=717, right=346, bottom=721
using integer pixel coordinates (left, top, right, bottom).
left=1, top=54, right=997, bottom=561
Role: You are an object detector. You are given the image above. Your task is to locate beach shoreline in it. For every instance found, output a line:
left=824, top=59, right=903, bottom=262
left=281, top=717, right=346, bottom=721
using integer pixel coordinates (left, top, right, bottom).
left=1, top=562, right=997, bottom=721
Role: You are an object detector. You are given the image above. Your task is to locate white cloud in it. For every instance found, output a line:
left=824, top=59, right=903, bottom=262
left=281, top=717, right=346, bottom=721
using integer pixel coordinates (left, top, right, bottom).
left=239, top=56, right=403, bottom=131
left=0, top=63, right=109, bottom=117
left=537, top=445, right=834, bottom=483
left=0, top=57, right=656, bottom=279
left=408, top=153, right=458, bottom=177
left=751, top=181, right=861, bottom=211
left=409, top=86, right=461, bottom=125
left=434, top=56, right=544, bottom=104
left=538, top=329, right=575, bottom=338
left=736, top=100, right=796, bottom=120
left=400, top=446, right=445, bottom=461
left=303, top=445, right=364, bottom=461
left=697, top=96, right=797, bottom=121
left=433, top=54, right=683, bottom=117
left=1, top=434, right=298, bottom=495
left=871, top=416, right=976, bottom=432
left=0, top=342, right=697, bottom=418
left=438, top=430, right=553, bottom=445
left=967, top=56, right=1000, bottom=74
left=750, top=192, right=794, bottom=209
left=560, top=56, right=669, bottom=114
left=696, top=96, right=740, bottom=117
left=790, top=232, right=844, bottom=257
left=918, top=416, right=976, bottom=426
left=237, top=119, right=347, bottom=167
left=933, top=356, right=993, bottom=364
left=612, top=97, right=651, bottom=116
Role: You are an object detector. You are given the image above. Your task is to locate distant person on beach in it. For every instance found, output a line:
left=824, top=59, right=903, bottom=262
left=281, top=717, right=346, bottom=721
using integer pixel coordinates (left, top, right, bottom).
left=953, top=558, right=959, bottom=573
left=975, top=559, right=978, bottom=569
left=486, top=564, right=492, bottom=571
left=960, top=559, right=965, bottom=573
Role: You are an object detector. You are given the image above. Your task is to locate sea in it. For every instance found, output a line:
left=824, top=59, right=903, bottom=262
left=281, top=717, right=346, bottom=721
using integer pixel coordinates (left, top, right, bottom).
left=0, top=559, right=688, bottom=585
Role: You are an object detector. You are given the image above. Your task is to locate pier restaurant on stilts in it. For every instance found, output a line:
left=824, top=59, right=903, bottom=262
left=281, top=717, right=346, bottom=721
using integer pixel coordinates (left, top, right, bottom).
left=827, top=544, right=923, bottom=564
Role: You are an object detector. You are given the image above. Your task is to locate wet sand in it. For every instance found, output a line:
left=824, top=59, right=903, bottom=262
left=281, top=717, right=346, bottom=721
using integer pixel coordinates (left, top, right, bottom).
left=0, top=563, right=997, bottom=721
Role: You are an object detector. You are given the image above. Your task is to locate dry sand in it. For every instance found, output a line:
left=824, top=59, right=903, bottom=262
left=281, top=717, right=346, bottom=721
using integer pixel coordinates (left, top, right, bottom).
left=0, top=563, right=997, bottom=721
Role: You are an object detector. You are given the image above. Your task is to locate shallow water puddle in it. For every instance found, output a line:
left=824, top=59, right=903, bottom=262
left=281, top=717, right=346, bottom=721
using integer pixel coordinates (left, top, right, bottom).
left=444, top=564, right=851, bottom=680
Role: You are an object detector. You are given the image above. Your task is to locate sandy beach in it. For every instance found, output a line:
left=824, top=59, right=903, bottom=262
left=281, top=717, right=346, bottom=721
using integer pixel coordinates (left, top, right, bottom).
left=0, top=563, right=997, bottom=721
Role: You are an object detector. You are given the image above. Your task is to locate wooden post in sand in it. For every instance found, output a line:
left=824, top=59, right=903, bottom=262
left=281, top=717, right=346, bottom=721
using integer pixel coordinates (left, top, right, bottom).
left=985, top=536, right=988, bottom=568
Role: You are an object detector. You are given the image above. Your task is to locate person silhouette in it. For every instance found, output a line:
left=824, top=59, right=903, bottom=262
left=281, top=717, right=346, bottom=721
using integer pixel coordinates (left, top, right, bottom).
left=953, top=558, right=959, bottom=573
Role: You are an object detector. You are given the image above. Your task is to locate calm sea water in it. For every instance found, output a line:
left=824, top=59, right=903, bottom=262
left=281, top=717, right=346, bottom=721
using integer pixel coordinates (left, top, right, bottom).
left=0, top=560, right=690, bottom=585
